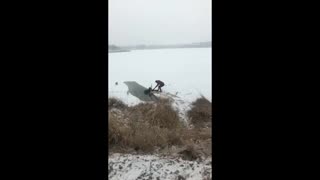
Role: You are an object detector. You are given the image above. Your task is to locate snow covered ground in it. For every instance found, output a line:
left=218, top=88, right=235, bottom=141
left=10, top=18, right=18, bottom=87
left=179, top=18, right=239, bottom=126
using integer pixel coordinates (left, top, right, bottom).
left=108, top=48, right=212, bottom=120
left=108, top=153, right=212, bottom=180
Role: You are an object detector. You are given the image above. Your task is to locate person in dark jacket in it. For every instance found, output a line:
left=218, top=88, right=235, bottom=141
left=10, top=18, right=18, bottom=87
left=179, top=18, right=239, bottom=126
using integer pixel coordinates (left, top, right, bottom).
left=152, top=80, right=165, bottom=92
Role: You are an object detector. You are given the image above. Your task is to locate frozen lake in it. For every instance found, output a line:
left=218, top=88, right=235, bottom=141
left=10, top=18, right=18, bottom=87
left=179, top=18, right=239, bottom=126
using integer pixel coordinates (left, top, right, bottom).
left=108, top=48, right=212, bottom=106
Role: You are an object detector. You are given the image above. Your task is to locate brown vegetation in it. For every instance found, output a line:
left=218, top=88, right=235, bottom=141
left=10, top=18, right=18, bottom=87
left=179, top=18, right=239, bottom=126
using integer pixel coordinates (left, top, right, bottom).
left=187, top=96, right=212, bottom=128
left=108, top=97, right=127, bottom=110
left=108, top=97, right=212, bottom=158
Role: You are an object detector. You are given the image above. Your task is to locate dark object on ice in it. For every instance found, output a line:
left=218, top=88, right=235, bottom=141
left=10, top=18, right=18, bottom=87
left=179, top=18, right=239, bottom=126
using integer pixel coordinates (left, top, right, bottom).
left=115, top=82, right=118, bottom=85
left=152, top=80, right=165, bottom=92
left=144, top=87, right=153, bottom=96
left=124, top=81, right=159, bottom=102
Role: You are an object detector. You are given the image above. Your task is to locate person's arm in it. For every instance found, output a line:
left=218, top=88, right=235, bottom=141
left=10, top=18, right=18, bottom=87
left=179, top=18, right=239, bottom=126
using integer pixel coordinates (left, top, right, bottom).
left=152, top=84, right=158, bottom=91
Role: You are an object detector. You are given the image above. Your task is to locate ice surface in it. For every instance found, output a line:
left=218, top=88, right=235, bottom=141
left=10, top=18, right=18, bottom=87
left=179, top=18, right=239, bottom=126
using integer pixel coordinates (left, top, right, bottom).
left=108, top=48, right=212, bottom=120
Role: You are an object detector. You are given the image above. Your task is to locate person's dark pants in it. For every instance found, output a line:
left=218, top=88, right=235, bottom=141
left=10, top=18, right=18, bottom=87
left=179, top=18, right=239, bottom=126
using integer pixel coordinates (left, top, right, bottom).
left=153, top=83, right=164, bottom=92
left=156, top=83, right=164, bottom=92
left=159, top=84, right=164, bottom=92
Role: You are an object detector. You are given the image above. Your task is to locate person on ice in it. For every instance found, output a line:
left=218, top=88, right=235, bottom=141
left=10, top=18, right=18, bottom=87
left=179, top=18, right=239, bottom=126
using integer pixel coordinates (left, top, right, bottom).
left=152, top=80, right=165, bottom=92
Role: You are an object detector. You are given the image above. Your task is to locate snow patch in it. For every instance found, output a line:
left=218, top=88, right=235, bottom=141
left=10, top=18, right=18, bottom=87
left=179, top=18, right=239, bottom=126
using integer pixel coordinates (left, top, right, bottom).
left=108, top=153, right=212, bottom=180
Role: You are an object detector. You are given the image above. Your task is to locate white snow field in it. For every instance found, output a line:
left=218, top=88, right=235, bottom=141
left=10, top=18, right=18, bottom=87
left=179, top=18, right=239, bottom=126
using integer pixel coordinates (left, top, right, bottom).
left=108, top=153, right=212, bottom=180
left=108, top=48, right=212, bottom=120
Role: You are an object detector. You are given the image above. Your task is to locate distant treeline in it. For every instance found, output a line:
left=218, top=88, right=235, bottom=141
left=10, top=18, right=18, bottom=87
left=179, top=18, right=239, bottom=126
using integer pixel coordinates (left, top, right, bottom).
left=109, top=41, right=211, bottom=51
left=108, top=45, right=121, bottom=50
left=122, top=41, right=212, bottom=50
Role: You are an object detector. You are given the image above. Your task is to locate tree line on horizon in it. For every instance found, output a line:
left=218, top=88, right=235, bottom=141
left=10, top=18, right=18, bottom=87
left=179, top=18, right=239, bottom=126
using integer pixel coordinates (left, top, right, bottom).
left=109, top=41, right=211, bottom=51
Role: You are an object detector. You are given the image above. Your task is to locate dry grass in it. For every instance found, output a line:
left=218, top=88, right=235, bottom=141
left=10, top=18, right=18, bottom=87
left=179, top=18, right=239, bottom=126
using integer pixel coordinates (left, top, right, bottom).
left=108, top=97, right=127, bottom=110
left=187, top=96, right=212, bottom=128
left=108, top=97, right=212, bottom=157
left=127, top=98, right=181, bottom=129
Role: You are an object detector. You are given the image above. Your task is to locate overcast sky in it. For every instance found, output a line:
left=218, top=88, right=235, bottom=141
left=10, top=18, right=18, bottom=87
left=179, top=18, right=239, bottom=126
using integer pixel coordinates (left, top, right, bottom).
left=109, top=0, right=212, bottom=46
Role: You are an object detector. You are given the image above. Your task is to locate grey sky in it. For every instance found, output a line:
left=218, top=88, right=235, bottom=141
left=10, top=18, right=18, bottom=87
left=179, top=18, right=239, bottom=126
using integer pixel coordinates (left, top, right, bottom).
left=109, top=0, right=212, bottom=46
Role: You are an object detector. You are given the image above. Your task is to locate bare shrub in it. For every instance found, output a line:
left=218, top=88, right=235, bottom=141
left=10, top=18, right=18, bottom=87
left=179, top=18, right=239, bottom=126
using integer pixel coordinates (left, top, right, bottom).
left=108, top=112, right=131, bottom=148
left=178, top=145, right=200, bottom=161
left=108, top=97, right=212, bottom=157
left=108, top=97, right=127, bottom=110
left=127, top=99, right=181, bottom=129
left=187, top=96, right=212, bottom=128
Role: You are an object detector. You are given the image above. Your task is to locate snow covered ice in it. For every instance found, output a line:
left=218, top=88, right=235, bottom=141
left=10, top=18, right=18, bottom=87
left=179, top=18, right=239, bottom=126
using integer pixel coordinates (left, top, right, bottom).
left=108, top=48, right=212, bottom=121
